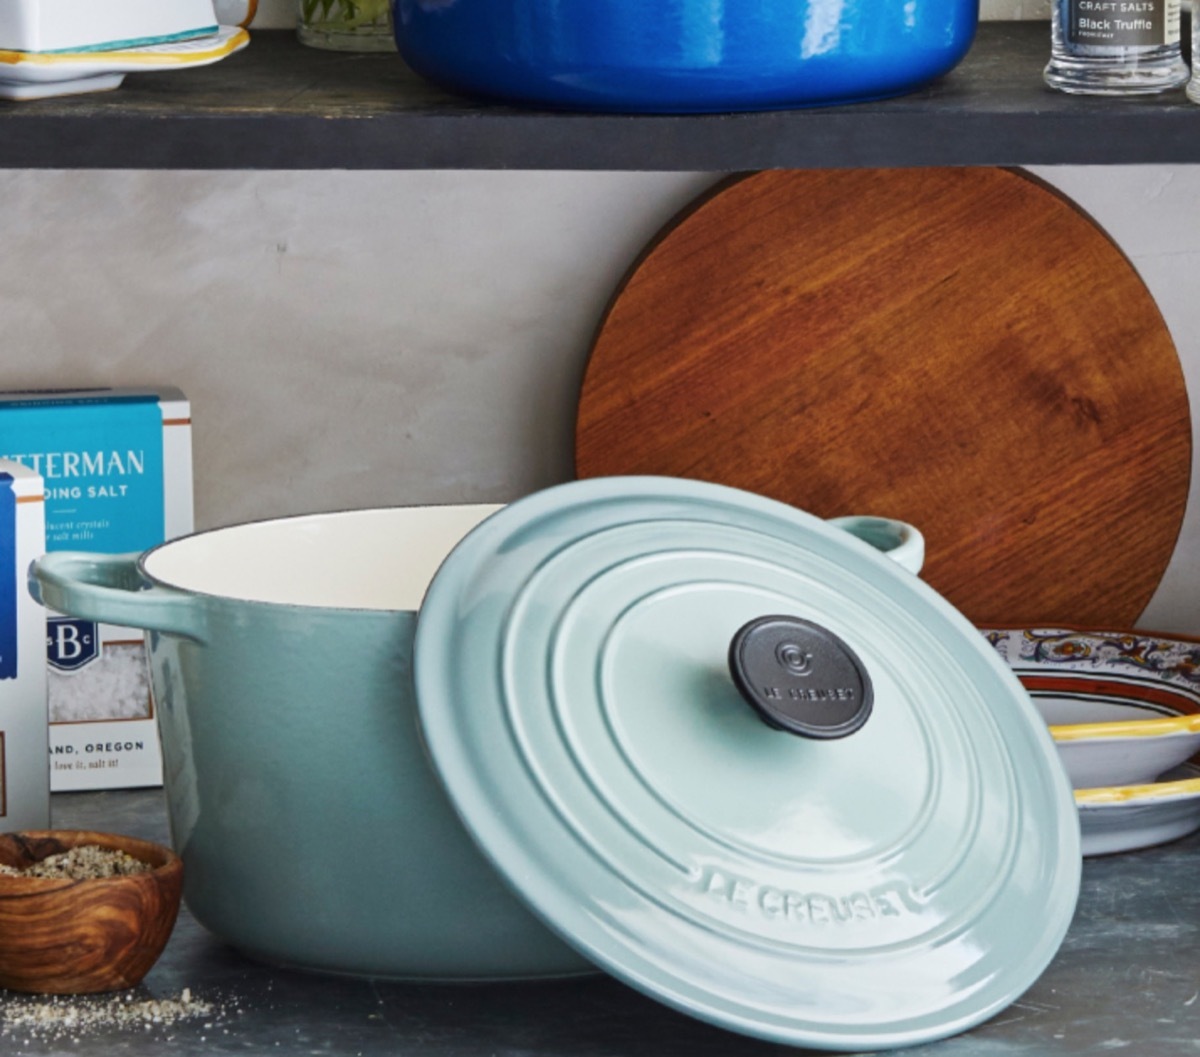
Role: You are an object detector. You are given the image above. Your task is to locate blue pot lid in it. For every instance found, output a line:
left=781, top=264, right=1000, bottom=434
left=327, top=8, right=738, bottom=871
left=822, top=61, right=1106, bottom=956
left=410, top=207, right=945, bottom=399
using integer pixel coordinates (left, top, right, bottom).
left=414, top=476, right=1081, bottom=1051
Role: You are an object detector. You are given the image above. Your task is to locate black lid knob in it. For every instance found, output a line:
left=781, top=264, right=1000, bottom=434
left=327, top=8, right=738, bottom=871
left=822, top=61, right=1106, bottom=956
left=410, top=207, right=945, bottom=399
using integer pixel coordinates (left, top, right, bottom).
left=728, top=616, right=873, bottom=739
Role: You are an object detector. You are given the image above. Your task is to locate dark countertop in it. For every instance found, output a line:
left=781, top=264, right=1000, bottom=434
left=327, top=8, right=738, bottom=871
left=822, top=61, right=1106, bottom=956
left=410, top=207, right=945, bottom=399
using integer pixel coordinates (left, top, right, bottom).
left=2, top=788, right=1197, bottom=1056
left=0, top=24, right=1197, bottom=170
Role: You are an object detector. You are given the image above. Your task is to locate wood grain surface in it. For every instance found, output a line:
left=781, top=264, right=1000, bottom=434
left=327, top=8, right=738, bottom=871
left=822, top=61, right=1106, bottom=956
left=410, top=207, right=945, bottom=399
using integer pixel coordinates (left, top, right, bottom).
left=0, top=829, right=183, bottom=994
left=575, top=168, right=1192, bottom=628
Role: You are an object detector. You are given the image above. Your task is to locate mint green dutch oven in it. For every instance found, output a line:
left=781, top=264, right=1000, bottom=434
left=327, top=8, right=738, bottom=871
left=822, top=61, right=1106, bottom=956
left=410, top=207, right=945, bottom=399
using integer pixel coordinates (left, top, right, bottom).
left=30, top=501, right=589, bottom=981
left=29, top=477, right=1079, bottom=1050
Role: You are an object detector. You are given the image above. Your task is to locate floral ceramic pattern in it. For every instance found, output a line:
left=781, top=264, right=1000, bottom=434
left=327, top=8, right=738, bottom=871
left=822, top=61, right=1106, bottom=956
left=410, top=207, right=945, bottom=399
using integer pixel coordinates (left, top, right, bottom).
left=984, top=628, right=1200, bottom=699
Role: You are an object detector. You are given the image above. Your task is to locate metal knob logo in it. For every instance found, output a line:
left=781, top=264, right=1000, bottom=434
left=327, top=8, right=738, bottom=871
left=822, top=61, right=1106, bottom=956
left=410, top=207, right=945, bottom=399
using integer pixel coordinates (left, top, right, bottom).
left=775, top=642, right=813, bottom=676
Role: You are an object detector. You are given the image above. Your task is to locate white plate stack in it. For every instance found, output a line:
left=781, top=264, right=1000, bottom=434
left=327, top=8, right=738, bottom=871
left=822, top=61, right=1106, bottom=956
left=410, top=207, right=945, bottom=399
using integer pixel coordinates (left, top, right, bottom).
left=0, top=0, right=250, bottom=100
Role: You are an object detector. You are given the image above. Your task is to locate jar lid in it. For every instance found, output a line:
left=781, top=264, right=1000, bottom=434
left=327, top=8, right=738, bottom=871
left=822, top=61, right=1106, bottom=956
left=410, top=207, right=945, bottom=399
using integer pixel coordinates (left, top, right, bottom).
left=414, top=477, right=1080, bottom=1051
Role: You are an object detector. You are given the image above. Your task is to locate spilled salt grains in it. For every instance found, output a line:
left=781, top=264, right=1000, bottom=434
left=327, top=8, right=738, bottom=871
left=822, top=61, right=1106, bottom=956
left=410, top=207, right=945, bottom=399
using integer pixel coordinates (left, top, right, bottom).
left=1, top=989, right=225, bottom=1043
left=0, top=845, right=152, bottom=880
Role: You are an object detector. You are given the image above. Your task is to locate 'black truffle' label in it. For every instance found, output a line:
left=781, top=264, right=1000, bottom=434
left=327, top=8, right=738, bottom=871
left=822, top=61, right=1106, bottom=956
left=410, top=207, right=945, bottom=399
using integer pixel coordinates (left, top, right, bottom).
left=1067, top=0, right=1178, bottom=46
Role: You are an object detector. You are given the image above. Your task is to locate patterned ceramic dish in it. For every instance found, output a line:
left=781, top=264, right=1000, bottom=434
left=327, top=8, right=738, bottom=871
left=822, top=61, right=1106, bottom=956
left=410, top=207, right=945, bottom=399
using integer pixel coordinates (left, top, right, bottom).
left=985, top=627, right=1200, bottom=854
left=0, top=25, right=248, bottom=100
left=984, top=627, right=1200, bottom=787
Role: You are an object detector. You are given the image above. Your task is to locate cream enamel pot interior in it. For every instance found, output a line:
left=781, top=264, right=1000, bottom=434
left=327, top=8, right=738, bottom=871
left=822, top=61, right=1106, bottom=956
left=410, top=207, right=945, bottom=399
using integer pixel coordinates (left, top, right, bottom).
left=28, top=500, right=921, bottom=981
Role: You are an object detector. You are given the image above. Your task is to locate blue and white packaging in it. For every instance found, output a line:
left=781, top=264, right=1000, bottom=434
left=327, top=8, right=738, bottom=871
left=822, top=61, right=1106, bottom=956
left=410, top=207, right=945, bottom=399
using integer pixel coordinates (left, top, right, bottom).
left=0, top=388, right=193, bottom=791
left=0, top=459, right=48, bottom=828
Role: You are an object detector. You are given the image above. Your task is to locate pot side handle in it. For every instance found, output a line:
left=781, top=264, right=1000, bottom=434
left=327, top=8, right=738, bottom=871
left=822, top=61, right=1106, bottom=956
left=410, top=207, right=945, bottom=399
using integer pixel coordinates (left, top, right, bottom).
left=28, top=552, right=206, bottom=642
left=828, top=516, right=925, bottom=576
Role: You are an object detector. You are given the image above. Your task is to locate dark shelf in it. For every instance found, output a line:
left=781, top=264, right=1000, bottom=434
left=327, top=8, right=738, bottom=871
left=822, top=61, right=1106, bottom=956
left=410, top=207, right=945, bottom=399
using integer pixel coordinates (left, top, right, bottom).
left=0, top=23, right=1197, bottom=170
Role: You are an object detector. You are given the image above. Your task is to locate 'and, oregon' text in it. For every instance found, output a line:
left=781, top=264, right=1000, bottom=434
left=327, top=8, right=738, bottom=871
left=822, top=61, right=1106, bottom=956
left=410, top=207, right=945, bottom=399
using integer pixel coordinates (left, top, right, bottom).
left=51, top=741, right=146, bottom=756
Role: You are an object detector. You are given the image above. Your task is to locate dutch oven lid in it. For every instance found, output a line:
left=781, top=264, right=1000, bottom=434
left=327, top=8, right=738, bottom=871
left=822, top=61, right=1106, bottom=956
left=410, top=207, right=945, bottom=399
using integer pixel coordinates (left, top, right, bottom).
left=413, top=476, right=1080, bottom=1051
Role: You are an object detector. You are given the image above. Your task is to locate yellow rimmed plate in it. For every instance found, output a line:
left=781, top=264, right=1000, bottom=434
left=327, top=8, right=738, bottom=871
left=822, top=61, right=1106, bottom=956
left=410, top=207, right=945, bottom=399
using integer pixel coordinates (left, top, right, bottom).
left=1050, top=713, right=1200, bottom=790
left=1076, top=765, right=1200, bottom=856
left=0, top=24, right=248, bottom=100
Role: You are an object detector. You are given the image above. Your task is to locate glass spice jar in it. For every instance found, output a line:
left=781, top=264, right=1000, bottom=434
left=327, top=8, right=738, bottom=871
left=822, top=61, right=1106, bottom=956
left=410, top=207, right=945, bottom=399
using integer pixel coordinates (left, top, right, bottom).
left=1043, top=0, right=1189, bottom=94
left=296, top=0, right=396, bottom=51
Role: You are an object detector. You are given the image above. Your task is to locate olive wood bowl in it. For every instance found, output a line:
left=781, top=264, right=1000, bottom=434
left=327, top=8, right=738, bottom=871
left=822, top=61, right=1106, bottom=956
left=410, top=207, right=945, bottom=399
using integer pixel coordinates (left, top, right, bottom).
left=0, top=829, right=183, bottom=994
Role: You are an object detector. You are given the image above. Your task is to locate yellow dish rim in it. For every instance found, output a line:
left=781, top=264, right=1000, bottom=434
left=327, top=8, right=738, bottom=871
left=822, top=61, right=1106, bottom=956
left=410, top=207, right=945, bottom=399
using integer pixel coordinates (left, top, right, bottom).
left=1051, top=714, right=1200, bottom=741
left=0, top=27, right=248, bottom=67
left=1076, top=776, right=1200, bottom=805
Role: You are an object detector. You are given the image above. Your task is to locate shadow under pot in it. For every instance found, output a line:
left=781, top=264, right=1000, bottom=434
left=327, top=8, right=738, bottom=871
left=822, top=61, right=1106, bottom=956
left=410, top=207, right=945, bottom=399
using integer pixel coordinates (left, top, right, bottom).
left=29, top=476, right=1079, bottom=1052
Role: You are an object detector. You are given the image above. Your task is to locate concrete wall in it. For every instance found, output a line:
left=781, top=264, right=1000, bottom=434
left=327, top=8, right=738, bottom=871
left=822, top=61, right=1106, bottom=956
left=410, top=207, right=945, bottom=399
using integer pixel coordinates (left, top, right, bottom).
left=2, top=165, right=1196, bottom=633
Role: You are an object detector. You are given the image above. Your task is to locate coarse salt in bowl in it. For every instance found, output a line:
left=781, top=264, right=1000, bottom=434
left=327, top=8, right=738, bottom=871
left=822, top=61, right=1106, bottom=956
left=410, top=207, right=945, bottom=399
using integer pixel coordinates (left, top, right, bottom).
left=0, top=830, right=183, bottom=994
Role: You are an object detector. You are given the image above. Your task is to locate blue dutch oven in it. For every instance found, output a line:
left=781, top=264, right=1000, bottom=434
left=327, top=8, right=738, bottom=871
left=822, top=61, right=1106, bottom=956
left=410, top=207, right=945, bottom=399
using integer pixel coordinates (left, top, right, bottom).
left=392, top=0, right=978, bottom=112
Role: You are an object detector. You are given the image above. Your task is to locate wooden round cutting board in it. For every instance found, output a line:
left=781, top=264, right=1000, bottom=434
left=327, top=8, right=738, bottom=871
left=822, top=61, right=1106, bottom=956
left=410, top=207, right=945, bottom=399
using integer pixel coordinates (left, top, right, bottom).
left=575, top=168, right=1192, bottom=629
